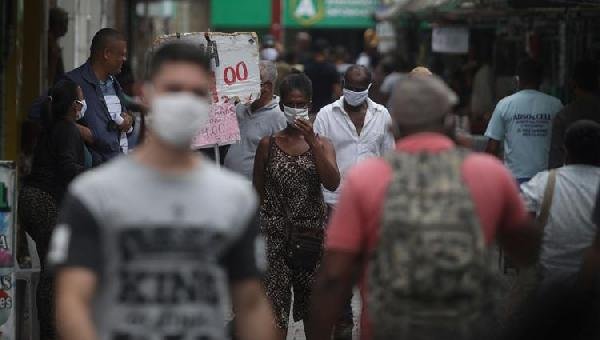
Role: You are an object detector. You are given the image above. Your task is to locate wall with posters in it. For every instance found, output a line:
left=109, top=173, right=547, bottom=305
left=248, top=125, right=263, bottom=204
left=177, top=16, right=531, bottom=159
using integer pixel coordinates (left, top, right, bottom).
left=0, top=163, right=16, bottom=340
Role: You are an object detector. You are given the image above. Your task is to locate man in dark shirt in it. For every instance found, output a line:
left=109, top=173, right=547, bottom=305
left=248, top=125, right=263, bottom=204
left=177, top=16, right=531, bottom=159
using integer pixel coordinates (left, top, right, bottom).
left=65, top=28, right=134, bottom=166
left=304, top=39, right=341, bottom=115
left=549, top=60, right=600, bottom=168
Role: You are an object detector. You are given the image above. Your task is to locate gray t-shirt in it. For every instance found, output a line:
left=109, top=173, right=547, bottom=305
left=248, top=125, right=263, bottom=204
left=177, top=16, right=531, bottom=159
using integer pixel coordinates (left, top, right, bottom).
left=224, top=99, right=286, bottom=180
left=48, top=156, right=261, bottom=340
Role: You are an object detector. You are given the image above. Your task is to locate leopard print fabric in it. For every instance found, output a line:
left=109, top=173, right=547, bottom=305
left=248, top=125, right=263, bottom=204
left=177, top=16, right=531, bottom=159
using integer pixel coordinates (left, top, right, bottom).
left=260, top=137, right=327, bottom=329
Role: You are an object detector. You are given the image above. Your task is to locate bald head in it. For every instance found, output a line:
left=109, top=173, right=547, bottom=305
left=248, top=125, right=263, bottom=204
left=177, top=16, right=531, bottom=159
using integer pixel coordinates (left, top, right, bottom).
left=389, top=75, right=457, bottom=130
left=409, top=66, right=433, bottom=78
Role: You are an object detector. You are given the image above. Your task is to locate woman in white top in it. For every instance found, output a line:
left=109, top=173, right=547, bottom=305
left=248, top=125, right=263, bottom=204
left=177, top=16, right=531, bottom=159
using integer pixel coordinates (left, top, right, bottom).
left=522, top=120, right=600, bottom=286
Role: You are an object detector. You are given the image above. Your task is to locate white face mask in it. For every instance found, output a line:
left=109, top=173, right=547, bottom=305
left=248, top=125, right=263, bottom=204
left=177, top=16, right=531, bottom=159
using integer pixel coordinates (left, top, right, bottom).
left=148, top=93, right=211, bottom=149
left=282, top=105, right=309, bottom=124
left=76, top=100, right=87, bottom=120
left=343, top=84, right=371, bottom=107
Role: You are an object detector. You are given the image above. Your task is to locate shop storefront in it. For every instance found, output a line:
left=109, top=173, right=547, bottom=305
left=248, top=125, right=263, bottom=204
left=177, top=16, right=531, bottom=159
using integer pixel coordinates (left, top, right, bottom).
left=379, top=0, right=600, bottom=103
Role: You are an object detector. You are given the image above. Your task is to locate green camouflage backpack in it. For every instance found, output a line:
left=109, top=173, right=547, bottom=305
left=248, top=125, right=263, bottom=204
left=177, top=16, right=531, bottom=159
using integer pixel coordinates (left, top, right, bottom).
left=367, top=149, right=502, bottom=340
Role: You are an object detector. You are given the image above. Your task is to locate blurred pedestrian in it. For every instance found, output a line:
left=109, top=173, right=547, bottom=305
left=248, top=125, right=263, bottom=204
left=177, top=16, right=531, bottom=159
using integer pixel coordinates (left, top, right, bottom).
left=313, top=64, right=395, bottom=339
left=294, top=31, right=312, bottom=65
left=19, top=78, right=87, bottom=340
left=485, top=59, right=563, bottom=184
left=253, top=72, right=340, bottom=340
left=225, top=61, right=287, bottom=180
left=522, top=120, right=600, bottom=287
left=48, top=7, right=69, bottom=85
left=65, top=28, right=135, bottom=165
left=356, top=28, right=380, bottom=70
left=50, top=42, right=276, bottom=340
left=274, top=52, right=296, bottom=96
left=261, top=34, right=279, bottom=62
left=333, top=45, right=352, bottom=77
left=307, top=75, right=538, bottom=340
left=470, top=50, right=495, bottom=134
left=548, top=60, right=600, bottom=169
left=377, top=56, right=407, bottom=105
left=304, top=39, right=340, bottom=115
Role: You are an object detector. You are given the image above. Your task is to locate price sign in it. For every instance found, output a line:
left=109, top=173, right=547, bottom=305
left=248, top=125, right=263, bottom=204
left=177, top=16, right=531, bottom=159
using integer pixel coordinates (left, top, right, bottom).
left=153, top=32, right=261, bottom=147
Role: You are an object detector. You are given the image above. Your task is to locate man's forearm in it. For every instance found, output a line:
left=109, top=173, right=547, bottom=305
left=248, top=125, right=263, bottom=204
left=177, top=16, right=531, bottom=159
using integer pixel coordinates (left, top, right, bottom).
left=56, top=296, right=97, bottom=340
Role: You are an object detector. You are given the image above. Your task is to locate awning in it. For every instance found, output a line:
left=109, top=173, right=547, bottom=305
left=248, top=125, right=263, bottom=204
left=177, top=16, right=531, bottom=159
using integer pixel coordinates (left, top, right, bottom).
left=375, top=0, right=479, bottom=20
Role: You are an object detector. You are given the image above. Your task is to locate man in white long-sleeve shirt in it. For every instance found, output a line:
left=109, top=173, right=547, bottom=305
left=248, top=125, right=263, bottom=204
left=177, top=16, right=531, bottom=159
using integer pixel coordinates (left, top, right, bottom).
left=314, top=65, right=395, bottom=208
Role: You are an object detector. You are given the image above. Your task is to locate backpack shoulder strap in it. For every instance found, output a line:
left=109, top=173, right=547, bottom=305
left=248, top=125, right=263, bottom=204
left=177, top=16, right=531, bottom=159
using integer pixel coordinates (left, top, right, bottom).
left=537, top=169, right=557, bottom=228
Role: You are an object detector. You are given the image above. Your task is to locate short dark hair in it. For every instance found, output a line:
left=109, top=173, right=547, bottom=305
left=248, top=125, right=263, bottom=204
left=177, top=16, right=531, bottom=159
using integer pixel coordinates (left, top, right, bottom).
left=148, top=42, right=211, bottom=80
left=90, top=28, right=125, bottom=58
left=344, top=64, right=372, bottom=84
left=49, top=7, right=68, bottom=29
left=565, top=120, right=600, bottom=166
left=43, top=78, right=79, bottom=128
left=573, top=60, right=599, bottom=92
left=312, top=39, right=330, bottom=54
left=279, top=71, right=313, bottom=101
left=517, top=58, right=544, bottom=87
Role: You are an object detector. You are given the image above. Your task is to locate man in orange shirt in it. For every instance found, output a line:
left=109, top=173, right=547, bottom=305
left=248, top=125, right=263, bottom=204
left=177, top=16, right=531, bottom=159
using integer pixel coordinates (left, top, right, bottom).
left=307, top=75, right=539, bottom=340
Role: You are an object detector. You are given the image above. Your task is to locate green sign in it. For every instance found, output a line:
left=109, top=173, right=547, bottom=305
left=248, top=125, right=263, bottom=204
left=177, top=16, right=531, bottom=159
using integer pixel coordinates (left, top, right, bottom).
left=284, top=0, right=376, bottom=28
left=211, top=0, right=272, bottom=29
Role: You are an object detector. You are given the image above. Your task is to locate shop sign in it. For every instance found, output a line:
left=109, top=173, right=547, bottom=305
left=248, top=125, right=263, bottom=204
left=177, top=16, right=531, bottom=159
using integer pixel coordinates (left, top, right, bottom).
left=284, top=0, right=377, bottom=28
left=432, top=26, right=469, bottom=54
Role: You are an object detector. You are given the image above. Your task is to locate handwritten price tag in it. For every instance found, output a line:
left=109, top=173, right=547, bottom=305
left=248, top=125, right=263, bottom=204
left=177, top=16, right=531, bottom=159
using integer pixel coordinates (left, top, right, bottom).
left=154, top=32, right=260, bottom=147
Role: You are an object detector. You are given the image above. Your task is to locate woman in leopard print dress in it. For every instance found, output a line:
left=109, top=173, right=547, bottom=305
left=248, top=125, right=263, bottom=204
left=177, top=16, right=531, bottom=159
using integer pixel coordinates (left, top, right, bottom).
left=253, top=73, right=340, bottom=339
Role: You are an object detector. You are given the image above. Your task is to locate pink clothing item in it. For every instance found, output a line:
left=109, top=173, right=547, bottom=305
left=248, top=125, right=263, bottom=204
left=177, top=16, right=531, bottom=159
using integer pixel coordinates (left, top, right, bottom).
left=325, top=133, right=529, bottom=340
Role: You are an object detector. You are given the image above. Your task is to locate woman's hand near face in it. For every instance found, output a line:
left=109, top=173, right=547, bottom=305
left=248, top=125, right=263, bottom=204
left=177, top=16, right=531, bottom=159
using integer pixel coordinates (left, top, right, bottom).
left=294, top=118, right=319, bottom=148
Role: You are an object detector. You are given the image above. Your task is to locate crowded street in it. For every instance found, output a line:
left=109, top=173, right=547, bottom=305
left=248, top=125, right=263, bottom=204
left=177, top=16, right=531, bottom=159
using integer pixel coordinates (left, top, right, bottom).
left=1, top=0, right=600, bottom=339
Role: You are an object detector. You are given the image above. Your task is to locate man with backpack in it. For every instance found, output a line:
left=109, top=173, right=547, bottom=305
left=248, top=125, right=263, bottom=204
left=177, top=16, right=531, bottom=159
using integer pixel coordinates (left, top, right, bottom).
left=307, top=75, right=539, bottom=340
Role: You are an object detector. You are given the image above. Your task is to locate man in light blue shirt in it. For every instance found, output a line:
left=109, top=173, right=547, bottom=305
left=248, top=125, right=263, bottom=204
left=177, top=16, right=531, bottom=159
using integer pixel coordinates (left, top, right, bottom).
left=485, top=59, right=563, bottom=183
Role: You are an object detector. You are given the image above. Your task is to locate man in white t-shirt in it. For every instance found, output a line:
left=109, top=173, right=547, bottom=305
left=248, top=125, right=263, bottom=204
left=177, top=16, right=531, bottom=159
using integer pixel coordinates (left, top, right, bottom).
left=522, top=120, right=600, bottom=286
left=485, top=59, right=563, bottom=184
